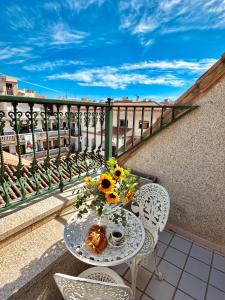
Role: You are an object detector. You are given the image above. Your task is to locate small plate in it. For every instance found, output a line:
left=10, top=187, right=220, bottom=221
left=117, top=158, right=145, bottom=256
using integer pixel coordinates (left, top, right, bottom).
left=108, top=234, right=126, bottom=248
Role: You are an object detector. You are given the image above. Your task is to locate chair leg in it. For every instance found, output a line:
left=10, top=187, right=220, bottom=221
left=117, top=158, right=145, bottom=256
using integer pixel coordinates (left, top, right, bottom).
left=153, top=245, right=163, bottom=281
left=127, top=256, right=143, bottom=299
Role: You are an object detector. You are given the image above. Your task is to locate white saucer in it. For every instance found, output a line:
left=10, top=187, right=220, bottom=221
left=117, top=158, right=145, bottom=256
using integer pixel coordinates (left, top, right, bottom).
left=108, top=234, right=126, bottom=248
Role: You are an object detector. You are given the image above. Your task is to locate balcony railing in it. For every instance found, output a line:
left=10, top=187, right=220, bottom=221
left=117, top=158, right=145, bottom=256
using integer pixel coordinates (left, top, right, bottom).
left=0, top=95, right=198, bottom=213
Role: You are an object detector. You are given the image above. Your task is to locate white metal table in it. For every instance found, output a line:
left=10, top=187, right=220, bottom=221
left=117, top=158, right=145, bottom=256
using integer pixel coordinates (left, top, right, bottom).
left=64, top=207, right=145, bottom=295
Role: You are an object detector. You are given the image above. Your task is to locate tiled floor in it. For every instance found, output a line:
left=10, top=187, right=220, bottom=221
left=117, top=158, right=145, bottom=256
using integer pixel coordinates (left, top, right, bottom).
left=112, top=229, right=225, bottom=300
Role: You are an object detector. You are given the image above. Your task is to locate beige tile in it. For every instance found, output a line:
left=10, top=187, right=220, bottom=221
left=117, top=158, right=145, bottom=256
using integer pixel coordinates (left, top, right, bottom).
left=142, top=253, right=160, bottom=273
left=141, top=294, right=153, bottom=300
left=123, top=279, right=143, bottom=300
left=158, top=259, right=182, bottom=286
left=124, top=267, right=152, bottom=291
left=159, top=230, right=173, bottom=244
left=111, top=263, right=128, bottom=277
left=145, top=275, right=175, bottom=300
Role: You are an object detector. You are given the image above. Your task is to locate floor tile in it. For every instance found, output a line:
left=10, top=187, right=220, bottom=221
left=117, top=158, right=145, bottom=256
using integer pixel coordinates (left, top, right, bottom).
left=190, top=243, right=212, bottom=265
left=158, top=259, right=182, bottom=286
left=158, top=230, right=173, bottom=244
left=185, top=256, right=210, bottom=282
left=209, top=268, right=225, bottom=292
left=163, top=246, right=187, bottom=269
left=111, top=263, right=128, bottom=276
left=157, top=241, right=167, bottom=257
left=145, top=275, right=175, bottom=300
left=170, top=235, right=192, bottom=254
left=206, top=284, right=225, bottom=300
left=174, top=290, right=194, bottom=300
left=213, top=252, right=225, bottom=273
left=141, top=294, right=153, bottom=300
left=142, top=254, right=160, bottom=273
left=124, top=267, right=152, bottom=291
left=123, top=279, right=143, bottom=300
left=135, top=288, right=143, bottom=300
left=178, top=271, right=207, bottom=300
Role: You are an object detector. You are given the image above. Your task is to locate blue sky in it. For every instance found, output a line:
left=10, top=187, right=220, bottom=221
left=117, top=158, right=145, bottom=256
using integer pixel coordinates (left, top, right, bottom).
left=0, top=0, right=225, bottom=101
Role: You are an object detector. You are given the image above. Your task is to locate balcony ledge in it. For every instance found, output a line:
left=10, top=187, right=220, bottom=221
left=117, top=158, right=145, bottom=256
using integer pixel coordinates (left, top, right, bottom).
left=0, top=182, right=91, bottom=300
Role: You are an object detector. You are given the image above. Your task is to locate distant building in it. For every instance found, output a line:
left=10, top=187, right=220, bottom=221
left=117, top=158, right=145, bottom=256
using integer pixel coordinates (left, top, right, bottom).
left=18, top=89, right=36, bottom=97
left=0, top=75, right=18, bottom=96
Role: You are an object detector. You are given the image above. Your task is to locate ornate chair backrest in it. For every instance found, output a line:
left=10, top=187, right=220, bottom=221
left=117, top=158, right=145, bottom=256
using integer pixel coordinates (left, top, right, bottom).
left=134, top=183, right=170, bottom=232
left=54, top=273, right=133, bottom=300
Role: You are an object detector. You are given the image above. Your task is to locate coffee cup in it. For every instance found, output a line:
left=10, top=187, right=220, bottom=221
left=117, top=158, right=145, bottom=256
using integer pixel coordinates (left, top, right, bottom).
left=111, top=229, right=124, bottom=244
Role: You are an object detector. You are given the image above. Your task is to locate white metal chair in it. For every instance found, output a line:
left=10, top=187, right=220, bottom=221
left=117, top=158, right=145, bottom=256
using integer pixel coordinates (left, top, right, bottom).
left=54, top=267, right=133, bottom=300
left=128, top=183, right=170, bottom=295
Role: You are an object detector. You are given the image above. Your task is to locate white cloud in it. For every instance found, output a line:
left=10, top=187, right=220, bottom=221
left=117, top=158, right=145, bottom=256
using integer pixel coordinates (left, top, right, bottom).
left=119, top=0, right=225, bottom=37
left=23, top=60, right=85, bottom=71
left=121, top=59, right=217, bottom=72
left=6, top=59, right=25, bottom=64
left=25, top=22, right=89, bottom=47
left=0, top=47, right=32, bottom=60
left=50, top=23, right=88, bottom=45
left=47, top=57, right=217, bottom=89
left=6, top=5, right=35, bottom=30
left=48, top=65, right=185, bottom=89
left=65, top=0, right=104, bottom=11
left=43, top=0, right=104, bottom=13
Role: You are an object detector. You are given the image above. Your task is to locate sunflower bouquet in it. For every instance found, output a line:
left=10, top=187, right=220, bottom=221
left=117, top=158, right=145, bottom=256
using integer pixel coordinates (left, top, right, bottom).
left=74, top=157, right=139, bottom=218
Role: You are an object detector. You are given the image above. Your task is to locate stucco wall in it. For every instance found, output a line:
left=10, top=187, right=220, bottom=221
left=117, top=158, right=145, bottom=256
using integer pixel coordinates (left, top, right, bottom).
left=124, top=76, right=225, bottom=246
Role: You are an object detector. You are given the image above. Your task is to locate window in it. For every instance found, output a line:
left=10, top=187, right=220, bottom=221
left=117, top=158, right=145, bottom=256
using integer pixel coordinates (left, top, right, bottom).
left=6, top=83, right=13, bottom=95
left=120, top=119, right=128, bottom=127
left=139, top=121, right=149, bottom=129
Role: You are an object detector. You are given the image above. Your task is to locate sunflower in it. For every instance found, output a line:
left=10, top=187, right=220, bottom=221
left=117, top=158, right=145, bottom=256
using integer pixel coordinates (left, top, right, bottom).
left=114, top=166, right=124, bottom=180
left=105, top=191, right=120, bottom=204
left=98, top=174, right=115, bottom=193
left=124, top=191, right=134, bottom=203
left=84, top=176, right=91, bottom=186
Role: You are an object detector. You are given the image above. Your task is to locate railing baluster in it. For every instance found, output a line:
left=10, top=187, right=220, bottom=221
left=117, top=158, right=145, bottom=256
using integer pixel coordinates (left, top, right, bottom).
left=92, top=106, right=97, bottom=152
left=97, top=106, right=105, bottom=165
left=172, top=107, right=175, bottom=121
left=0, top=111, right=10, bottom=204
left=150, top=107, right=154, bottom=135
left=54, top=105, right=64, bottom=191
left=84, top=106, right=91, bottom=174
left=116, top=107, right=120, bottom=155
left=91, top=106, right=97, bottom=171
left=160, top=106, right=164, bottom=128
left=26, top=103, right=39, bottom=194
left=104, top=99, right=113, bottom=163
left=132, top=107, right=136, bottom=146
left=77, top=106, right=82, bottom=152
left=8, top=103, right=26, bottom=200
left=141, top=107, right=145, bottom=140
left=41, top=106, right=52, bottom=189
left=65, top=105, right=72, bottom=181
left=123, top=106, right=128, bottom=152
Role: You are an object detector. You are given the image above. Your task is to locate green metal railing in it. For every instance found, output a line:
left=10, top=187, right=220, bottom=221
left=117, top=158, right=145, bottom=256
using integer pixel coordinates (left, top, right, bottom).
left=113, top=103, right=199, bottom=157
left=0, top=95, right=198, bottom=214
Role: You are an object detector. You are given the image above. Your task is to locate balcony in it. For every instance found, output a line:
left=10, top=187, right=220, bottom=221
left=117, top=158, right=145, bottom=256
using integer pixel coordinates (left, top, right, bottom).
left=0, top=53, right=224, bottom=300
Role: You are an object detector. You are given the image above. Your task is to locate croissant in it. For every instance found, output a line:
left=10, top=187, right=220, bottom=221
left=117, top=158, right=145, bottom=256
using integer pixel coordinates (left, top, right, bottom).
left=86, top=225, right=108, bottom=254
